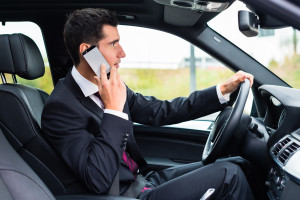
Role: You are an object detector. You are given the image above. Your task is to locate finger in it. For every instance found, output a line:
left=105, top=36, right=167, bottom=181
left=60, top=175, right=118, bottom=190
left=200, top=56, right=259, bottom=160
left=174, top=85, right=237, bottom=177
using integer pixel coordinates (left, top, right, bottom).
left=94, top=75, right=100, bottom=85
left=116, top=69, right=121, bottom=82
left=239, top=73, right=246, bottom=82
left=117, top=73, right=126, bottom=89
left=234, top=71, right=244, bottom=82
left=94, top=76, right=102, bottom=94
left=243, top=73, right=254, bottom=87
left=109, top=65, right=117, bottom=80
left=242, top=72, right=252, bottom=83
left=248, top=74, right=254, bottom=87
left=100, top=64, right=108, bottom=82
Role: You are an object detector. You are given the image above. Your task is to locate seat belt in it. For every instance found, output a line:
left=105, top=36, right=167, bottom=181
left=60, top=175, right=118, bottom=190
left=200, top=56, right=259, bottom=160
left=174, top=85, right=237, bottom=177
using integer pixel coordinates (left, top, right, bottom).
left=108, top=171, right=119, bottom=195
left=108, top=171, right=147, bottom=198
left=122, top=174, right=147, bottom=198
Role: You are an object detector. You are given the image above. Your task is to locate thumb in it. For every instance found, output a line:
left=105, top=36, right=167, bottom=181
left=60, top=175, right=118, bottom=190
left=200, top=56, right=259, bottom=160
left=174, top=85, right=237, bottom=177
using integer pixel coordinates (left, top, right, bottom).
left=94, top=76, right=100, bottom=85
left=241, top=75, right=246, bottom=82
left=94, top=76, right=102, bottom=94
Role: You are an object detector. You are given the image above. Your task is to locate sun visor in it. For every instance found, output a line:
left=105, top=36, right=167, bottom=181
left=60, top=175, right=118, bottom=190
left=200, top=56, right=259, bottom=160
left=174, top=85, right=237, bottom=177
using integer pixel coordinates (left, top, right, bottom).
left=154, top=0, right=232, bottom=26
left=164, top=5, right=202, bottom=26
left=154, top=0, right=231, bottom=12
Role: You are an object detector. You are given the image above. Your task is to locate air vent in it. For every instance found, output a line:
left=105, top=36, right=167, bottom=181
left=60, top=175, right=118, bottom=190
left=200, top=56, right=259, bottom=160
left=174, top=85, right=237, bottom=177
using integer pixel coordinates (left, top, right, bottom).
left=271, top=136, right=300, bottom=166
left=272, top=137, right=291, bottom=157
left=278, top=142, right=300, bottom=165
left=289, top=142, right=300, bottom=151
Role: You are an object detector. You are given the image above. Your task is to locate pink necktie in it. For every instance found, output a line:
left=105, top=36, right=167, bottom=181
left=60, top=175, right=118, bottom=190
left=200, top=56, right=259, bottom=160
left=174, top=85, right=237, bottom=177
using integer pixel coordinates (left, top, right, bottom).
left=122, top=151, right=139, bottom=175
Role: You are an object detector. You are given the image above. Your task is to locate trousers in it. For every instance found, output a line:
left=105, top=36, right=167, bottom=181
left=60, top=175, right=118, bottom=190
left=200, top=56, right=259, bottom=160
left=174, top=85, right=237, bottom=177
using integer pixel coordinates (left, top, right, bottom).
left=138, top=161, right=254, bottom=200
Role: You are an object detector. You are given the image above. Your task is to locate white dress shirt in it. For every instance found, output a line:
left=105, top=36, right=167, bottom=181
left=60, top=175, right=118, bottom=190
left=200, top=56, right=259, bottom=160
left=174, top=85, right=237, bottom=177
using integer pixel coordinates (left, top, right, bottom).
left=216, top=84, right=230, bottom=104
left=71, top=66, right=129, bottom=120
left=71, top=66, right=229, bottom=121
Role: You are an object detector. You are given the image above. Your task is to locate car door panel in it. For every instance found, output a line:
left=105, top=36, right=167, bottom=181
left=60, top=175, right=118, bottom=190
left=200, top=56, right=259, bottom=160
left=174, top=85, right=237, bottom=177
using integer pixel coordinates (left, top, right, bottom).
left=133, top=124, right=211, bottom=171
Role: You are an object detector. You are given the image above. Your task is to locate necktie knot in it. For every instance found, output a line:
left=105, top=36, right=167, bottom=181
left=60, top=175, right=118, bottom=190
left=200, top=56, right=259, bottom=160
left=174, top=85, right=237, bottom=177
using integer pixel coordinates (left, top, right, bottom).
left=94, top=92, right=101, bottom=99
left=93, top=92, right=105, bottom=109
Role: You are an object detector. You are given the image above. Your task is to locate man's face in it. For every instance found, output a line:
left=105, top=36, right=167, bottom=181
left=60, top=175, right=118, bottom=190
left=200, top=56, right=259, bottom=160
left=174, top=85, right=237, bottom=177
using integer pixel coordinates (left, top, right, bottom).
left=98, top=25, right=126, bottom=69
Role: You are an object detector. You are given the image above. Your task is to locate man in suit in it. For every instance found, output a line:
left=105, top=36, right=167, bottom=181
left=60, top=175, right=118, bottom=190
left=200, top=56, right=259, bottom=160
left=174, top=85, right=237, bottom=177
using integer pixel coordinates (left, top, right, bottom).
left=42, top=8, right=255, bottom=200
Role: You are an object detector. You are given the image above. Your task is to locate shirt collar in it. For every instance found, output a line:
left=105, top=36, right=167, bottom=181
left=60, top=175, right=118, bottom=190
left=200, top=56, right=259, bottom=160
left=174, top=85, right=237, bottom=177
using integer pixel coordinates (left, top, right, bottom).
left=71, top=66, right=98, bottom=97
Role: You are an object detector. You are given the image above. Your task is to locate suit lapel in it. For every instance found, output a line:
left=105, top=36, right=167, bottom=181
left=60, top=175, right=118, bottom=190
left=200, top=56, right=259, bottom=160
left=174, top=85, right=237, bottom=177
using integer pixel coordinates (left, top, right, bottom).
left=63, top=71, right=103, bottom=119
left=80, top=97, right=104, bottom=120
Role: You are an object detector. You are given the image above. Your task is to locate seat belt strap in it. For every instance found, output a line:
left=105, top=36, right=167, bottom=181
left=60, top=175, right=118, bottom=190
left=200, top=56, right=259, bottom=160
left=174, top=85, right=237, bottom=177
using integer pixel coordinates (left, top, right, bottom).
left=108, top=171, right=119, bottom=195
left=123, top=174, right=147, bottom=198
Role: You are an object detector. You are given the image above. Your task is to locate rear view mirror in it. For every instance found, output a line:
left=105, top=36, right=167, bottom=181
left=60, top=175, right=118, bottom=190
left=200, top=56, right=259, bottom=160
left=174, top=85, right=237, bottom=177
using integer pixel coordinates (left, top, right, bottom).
left=238, top=10, right=259, bottom=37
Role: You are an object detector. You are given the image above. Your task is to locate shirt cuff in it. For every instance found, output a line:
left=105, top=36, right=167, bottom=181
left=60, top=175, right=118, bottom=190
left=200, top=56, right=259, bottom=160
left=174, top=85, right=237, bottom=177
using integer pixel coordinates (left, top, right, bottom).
left=216, top=84, right=230, bottom=104
left=104, top=109, right=129, bottom=120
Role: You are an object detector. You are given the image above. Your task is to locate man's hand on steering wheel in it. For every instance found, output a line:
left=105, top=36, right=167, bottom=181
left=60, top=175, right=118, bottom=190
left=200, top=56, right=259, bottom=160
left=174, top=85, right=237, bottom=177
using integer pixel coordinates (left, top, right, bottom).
left=220, top=70, right=254, bottom=96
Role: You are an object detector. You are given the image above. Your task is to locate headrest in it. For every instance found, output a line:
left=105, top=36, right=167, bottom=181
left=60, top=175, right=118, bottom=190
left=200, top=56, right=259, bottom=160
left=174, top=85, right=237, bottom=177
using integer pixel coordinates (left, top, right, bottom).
left=0, top=34, right=45, bottom=80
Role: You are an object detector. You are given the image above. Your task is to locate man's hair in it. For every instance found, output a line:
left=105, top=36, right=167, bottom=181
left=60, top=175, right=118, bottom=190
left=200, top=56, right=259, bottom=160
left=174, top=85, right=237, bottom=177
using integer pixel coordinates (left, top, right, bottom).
left=63, top=8, right=119, bottom=66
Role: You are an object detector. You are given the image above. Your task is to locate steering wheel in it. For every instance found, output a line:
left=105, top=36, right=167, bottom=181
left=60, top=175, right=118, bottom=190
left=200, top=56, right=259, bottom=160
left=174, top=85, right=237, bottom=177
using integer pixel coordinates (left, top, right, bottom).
left=202, top=79, right=250, bottom=165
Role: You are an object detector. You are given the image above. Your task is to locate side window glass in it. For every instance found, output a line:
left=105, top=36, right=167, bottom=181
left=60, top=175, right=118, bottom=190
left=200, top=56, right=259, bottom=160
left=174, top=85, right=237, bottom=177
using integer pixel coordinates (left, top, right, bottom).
left=119, top=26, right=234, bottom=99
left=119, top=25, right=253, bottom=130
left=0, top=22, right=53, bottom=94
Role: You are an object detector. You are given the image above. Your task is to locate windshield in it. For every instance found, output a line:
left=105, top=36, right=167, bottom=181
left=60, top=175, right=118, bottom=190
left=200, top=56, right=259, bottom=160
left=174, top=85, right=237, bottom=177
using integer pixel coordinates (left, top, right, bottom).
left=208, top=1, right=300, bottom=88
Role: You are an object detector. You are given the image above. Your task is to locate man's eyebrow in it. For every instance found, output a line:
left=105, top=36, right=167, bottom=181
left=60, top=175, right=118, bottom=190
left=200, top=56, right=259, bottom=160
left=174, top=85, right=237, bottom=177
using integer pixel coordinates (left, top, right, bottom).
left=109, top=39, right=119, bottom=44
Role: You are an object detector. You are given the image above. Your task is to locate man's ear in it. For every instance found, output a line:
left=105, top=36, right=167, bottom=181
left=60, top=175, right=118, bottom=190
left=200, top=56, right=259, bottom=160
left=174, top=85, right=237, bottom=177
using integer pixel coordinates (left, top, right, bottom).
left=79, top=43, right=90, bottom=55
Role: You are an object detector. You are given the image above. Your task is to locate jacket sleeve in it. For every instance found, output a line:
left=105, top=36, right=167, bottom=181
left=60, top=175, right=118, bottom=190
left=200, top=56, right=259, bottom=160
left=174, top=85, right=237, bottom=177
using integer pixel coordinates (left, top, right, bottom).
left=127, top=85, right=224, bottom=126
left=41, top=94, right=132, bottom=194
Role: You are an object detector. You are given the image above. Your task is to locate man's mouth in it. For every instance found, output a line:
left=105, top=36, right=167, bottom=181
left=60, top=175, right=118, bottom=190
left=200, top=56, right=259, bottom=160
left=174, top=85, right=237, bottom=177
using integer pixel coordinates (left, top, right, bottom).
left=114, top=62, right=120, bottom=68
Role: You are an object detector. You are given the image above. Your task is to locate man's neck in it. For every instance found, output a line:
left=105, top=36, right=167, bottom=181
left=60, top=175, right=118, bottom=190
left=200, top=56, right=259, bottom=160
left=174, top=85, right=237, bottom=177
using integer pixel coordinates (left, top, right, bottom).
left=75, top=63, right=98, bottom=85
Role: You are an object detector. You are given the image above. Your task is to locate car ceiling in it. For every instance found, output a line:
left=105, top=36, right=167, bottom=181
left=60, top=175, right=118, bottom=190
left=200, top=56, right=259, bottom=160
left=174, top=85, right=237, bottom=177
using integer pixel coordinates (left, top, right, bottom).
left=1, top=0, right=297, bottom=29
left=0, top=0, right=232, bottom=28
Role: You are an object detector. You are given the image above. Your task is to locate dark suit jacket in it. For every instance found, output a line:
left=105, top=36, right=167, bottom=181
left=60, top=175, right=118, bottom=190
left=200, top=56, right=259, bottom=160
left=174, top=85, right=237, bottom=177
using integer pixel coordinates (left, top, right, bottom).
left=41, top=71, right=224, bottom=195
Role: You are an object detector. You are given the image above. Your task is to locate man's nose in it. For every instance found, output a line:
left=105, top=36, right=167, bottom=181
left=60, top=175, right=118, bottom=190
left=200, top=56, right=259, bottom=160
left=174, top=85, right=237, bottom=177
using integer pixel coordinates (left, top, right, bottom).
left=118, top=45, right=126, bottom=58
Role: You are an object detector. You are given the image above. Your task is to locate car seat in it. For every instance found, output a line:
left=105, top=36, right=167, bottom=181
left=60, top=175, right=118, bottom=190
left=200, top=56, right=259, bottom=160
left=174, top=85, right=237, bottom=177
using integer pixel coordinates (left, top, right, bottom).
left=0, top=33, right=89, bottom=195
left=0, top=127, right=136, bottom=200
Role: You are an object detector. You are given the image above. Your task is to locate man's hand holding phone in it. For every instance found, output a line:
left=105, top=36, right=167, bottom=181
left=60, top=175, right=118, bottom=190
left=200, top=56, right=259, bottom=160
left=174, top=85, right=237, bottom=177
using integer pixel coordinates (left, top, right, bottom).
left=94, top=64, right=126, bottom=112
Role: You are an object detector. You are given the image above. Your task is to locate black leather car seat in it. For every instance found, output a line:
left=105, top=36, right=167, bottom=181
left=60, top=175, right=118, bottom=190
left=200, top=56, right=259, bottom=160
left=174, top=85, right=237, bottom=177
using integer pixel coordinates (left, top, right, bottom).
left=0, top=128, right=55, bottom=200
left=0, top=127, right=137, bottom=200
left=0, top=33, right=88, bottom=195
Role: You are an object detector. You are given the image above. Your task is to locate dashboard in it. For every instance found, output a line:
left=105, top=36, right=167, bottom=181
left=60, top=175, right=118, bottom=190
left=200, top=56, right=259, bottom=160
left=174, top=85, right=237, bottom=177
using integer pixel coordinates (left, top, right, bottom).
left=258, top=85, right=300, bottom=200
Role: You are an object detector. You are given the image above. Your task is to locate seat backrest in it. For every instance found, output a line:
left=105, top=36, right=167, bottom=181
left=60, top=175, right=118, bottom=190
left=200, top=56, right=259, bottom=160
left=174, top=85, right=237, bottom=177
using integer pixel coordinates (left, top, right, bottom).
left=0, top=128, right=55, bottom=200
left=0, top=128, right=138, bottom=200
left=0, top=34, right=88, bottom=195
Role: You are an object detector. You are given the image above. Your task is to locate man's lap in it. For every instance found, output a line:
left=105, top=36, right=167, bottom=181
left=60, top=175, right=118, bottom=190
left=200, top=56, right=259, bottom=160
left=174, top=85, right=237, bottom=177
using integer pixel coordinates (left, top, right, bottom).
left=137, top=157, right=256, bottom=200
left=138, top=160, right=253, bottom=200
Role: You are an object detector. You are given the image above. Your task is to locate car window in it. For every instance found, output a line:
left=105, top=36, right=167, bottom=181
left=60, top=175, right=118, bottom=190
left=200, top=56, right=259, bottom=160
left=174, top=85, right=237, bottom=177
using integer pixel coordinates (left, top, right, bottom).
left=0, top=22, right=53, bottom=94
left=209, top=1, right=300, bottom=89
left=118, top=25, right=253, bottom=130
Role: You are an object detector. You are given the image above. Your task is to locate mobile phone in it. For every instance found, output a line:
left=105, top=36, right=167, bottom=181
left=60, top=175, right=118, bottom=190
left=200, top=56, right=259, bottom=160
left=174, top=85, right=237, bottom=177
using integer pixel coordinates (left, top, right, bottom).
left=82, top=45, right=110, bottom=78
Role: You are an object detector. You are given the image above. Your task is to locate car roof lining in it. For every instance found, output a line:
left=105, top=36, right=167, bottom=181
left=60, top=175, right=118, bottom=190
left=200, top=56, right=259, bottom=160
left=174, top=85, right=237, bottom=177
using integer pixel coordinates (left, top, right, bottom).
left=0, top=0, right=227, bottom=27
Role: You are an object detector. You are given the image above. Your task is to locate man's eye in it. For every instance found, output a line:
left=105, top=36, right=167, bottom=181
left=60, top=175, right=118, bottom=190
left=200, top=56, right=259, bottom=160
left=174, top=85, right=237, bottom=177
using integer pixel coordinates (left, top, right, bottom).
left=112, top=42, right=116, bottom=47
